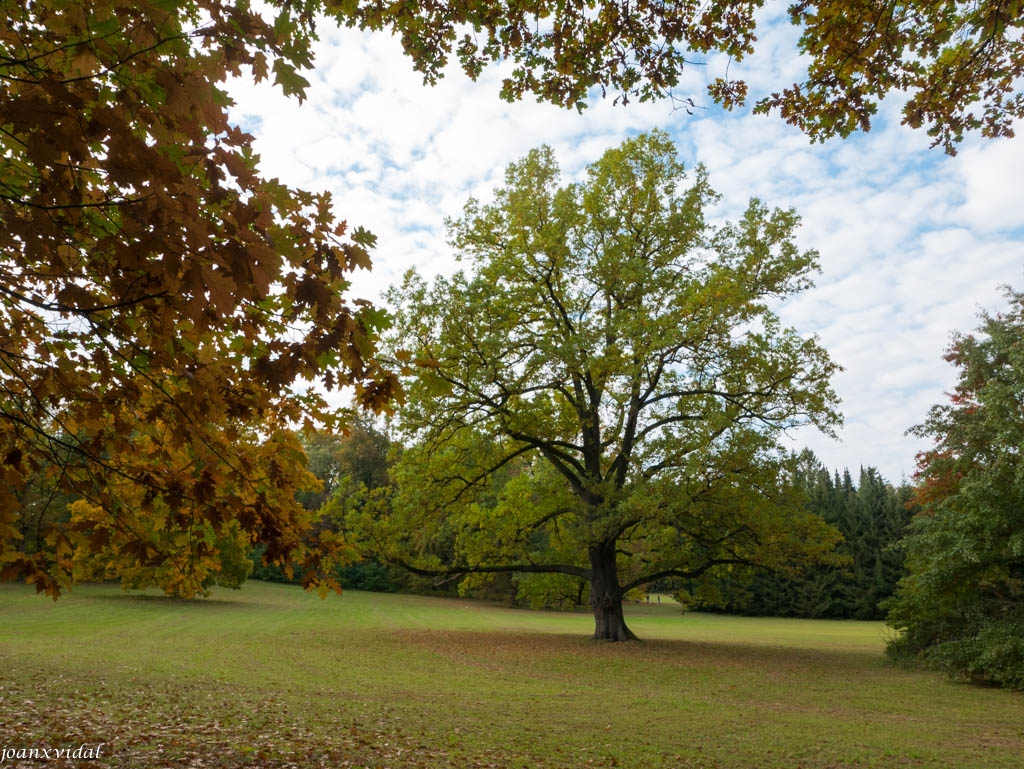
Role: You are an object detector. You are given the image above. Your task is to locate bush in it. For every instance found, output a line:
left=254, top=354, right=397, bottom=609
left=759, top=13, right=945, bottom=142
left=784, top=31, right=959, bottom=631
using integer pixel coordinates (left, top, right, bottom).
left=337, top=562, right=396, bottom=592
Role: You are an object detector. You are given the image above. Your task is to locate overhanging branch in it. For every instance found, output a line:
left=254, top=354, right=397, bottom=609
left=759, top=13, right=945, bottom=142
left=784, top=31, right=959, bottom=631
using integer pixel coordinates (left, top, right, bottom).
left=619, top=558, right=749, bottom=594
left=394, top=557, right=590, bottom=583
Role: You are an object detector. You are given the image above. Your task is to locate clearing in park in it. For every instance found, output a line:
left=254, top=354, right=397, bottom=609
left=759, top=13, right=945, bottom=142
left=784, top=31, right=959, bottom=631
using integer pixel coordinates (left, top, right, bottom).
left=1, top=581, right=1022, bottom=768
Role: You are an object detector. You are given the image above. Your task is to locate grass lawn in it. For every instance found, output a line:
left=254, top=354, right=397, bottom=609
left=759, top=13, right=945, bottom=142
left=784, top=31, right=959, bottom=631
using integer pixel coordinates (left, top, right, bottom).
left=1, top=581, right=1021, bottom=768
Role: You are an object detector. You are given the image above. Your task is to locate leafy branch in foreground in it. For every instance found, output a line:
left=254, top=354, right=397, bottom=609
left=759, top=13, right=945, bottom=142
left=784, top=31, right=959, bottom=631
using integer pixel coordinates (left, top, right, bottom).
left=342, top=0, right=1024, bottom=153
left=0, top=0, right=399, bottom=597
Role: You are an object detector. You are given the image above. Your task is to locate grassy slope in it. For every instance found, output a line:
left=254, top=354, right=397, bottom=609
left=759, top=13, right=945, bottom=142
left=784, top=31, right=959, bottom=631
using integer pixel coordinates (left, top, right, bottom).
left=1, top=581, right=1021, bottom=768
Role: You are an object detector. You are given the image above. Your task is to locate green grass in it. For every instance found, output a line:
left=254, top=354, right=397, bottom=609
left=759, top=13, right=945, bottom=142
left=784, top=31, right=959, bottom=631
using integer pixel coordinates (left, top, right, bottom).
left=1, top=582, right=1022, bottom=768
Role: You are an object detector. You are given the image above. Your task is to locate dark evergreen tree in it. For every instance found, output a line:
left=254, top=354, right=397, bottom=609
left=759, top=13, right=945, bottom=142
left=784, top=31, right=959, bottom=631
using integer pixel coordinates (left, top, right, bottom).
left=700, top=451, right=917, bottom=619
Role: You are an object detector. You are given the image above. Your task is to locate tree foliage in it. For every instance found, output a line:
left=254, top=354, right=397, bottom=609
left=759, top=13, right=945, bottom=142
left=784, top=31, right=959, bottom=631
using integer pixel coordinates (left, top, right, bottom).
left=704, top=451, right=916, bottom=619
left=296, top=416, right=391, bottom=512
left=885, top=288, right=1024, bottom=689
left=0, top=0, right=399, bottom=597
left=343, top=0, right=1024, bottom=152
left=361, top=131, right=844, bottom=641
left=251, top=420, right=397, bottom=592
left=8, top=0, right=1003, bottom=599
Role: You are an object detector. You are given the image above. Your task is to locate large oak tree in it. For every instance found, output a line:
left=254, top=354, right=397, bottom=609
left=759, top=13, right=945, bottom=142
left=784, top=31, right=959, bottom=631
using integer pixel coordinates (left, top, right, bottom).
left=366, top=132, right=844, bottom=641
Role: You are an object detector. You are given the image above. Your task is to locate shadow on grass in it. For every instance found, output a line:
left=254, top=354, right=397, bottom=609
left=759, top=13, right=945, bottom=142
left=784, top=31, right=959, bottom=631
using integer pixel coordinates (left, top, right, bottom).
left=81, top=584, right=251, bottom=609
left=382, top=626, right=886, bottom=676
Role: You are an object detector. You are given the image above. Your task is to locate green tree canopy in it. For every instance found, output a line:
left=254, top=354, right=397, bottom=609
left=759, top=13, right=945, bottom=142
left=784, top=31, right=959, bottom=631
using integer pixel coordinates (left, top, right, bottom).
left=705, top=451, right=916, bottom=619
left=297, top=417, right=391, bottom=512
left=886, top=287, right=1024, bottom=689
left=362, top=131, right=844, bottom=641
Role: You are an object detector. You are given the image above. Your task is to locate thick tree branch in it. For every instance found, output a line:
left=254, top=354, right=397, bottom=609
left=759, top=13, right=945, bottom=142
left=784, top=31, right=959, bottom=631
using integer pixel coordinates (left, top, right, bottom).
left=394, top=558, right=590, bottom=582
left=619, top=558, right=749, bottom=594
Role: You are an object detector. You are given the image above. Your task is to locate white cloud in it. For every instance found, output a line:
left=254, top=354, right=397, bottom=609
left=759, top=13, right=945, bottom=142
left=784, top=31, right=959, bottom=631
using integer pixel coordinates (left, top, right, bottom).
left=954, top=125, right=1024, bottom=233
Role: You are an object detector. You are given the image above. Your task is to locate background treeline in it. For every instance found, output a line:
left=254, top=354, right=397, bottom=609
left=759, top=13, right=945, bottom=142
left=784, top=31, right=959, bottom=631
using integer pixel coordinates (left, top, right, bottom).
left=14, top=422, right=915, bottom=620
left=258, top=430, right=916, bottom=622
left=247, top=416, right=404, bottom=594
left=687, top=451, right=917, bottom=620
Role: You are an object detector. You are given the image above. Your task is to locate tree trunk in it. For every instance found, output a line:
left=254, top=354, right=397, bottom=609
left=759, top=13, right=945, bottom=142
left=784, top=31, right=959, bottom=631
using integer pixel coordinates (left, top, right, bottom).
left=588, top=540, right=637, bottom=641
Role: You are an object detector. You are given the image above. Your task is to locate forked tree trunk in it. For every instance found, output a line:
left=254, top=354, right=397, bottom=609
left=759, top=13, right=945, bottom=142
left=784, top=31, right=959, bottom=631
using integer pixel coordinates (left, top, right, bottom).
left=588, top=540, right=637, bottom=642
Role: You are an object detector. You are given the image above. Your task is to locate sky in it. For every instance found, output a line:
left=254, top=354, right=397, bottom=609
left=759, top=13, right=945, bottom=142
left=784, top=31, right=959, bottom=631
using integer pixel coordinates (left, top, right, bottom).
left=226, top=9, right=1024, bottom=485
